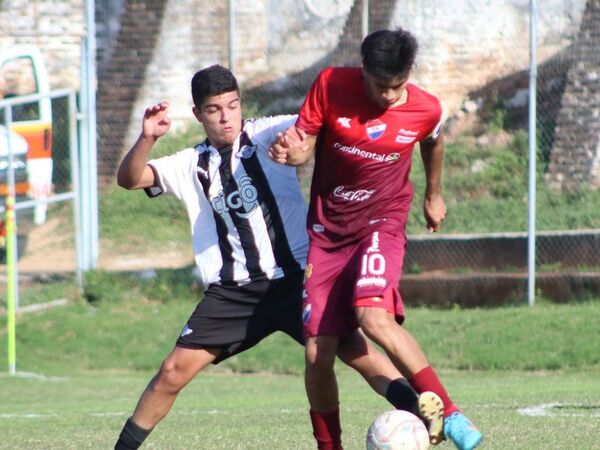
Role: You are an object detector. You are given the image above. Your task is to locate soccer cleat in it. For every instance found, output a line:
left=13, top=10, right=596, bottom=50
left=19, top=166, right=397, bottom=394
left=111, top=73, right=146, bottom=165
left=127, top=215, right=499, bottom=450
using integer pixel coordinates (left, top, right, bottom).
left=443, top=411, right=483, bottom=450
left=417, top=391, right=445, bottom=445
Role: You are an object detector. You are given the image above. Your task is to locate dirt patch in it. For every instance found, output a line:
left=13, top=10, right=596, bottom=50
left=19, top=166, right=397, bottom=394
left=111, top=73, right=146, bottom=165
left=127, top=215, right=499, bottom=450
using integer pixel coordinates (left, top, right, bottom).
left=2, top=215, right=193, bottom=275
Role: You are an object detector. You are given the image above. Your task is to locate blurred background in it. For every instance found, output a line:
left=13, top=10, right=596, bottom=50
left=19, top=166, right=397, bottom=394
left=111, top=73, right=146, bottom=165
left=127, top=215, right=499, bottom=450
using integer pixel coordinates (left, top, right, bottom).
left=0, top=0, right=599, bottom=310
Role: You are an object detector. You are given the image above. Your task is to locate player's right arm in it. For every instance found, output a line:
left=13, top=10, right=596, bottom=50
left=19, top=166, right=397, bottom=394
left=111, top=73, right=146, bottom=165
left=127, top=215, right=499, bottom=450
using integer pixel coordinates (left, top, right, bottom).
left=269, top=69, right=329, bottom=166
left=117, top=101, right=172, bottom=190
left=269, top=125, right=316, bottom=166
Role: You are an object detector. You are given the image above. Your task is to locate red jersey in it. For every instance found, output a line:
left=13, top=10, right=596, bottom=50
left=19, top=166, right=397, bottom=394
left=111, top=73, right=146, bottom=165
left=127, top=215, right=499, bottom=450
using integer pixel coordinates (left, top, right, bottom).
left=296, top=67, right=443, bottom=248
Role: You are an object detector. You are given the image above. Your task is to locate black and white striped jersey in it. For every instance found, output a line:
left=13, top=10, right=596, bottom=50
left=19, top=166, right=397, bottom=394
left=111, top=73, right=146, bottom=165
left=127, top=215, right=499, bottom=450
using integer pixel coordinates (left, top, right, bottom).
left=146, top=115, right=308, bottom=287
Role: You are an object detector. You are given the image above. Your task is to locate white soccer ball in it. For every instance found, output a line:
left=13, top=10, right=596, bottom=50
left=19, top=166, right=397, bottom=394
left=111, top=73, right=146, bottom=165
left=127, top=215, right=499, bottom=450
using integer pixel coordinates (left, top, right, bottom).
left=366, top=410, right=430, bottom=450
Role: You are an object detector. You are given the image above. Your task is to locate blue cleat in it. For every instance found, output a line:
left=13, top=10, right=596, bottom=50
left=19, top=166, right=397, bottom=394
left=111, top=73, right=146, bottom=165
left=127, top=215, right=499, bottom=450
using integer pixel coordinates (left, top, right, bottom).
left=443, top=411, right=483, bottom=450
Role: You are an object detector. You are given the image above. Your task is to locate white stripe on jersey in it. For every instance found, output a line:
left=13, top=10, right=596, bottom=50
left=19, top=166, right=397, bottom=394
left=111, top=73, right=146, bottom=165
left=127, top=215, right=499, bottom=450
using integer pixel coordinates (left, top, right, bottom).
left=146, top=115, right=308, bottom=287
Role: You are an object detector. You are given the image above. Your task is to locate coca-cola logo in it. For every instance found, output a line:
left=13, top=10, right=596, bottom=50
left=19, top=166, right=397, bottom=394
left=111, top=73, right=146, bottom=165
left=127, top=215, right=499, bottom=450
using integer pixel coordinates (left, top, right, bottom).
left=333, top=186, right=376, bottom=202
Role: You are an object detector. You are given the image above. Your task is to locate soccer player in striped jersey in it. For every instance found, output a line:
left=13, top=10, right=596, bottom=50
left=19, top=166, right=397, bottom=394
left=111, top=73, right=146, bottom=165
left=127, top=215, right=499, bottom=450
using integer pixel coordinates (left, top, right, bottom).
left=113, top=65, right=439, bottom=450
left=270, top=29, right=483, bottom=450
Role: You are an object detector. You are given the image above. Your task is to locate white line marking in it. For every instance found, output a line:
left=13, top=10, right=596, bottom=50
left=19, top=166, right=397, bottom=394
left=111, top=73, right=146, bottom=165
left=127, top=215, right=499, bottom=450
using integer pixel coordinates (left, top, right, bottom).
left=517, top=403, right=600, bottom=417
left=0, top=371, right=68, bottom=381
left=0, top=413, right=59, bottom=419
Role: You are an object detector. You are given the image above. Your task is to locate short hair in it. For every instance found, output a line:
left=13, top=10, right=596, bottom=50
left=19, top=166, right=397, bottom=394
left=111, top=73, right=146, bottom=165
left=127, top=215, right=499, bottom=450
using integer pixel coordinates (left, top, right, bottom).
left=191, top=64, right=239, bottom=108
left=361, top=28, right=418, bottom=81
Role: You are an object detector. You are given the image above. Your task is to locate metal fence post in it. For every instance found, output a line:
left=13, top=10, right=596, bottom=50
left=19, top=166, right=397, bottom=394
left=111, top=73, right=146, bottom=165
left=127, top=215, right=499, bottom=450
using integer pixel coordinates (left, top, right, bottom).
left=528, top=0, right=538, bottom=307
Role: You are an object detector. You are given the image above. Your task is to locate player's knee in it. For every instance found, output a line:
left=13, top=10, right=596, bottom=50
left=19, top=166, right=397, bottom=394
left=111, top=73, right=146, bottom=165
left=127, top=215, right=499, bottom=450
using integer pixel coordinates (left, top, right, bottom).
left=358, top=311, right=393, bottom=344
left=305, top=339, right=337, bottom=370
left=155, top=357, right=188, bottom=393
left=337, top=332, right=369, bottom=361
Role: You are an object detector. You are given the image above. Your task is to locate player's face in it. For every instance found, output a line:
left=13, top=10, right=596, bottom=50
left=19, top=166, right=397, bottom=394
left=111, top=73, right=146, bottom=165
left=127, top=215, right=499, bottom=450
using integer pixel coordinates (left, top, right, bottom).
left=362, top=69, right=409, bottom=110
left=194, top=90, right=242, bottom=148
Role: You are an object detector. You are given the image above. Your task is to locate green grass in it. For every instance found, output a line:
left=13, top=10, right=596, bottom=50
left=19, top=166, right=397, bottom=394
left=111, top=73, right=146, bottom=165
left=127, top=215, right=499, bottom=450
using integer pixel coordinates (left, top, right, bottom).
left=1, top=272, right=600, bottom=449
left=96, top=121, right=600, bottom=249
left=0, top=368, right=598, bottom=449
left=408, top=132, right=600, bottom=234
left=0, top=275, right=78, bottom=308
left=2, top=270, right=599, bottom=374
left=99, top=121, right=203, bottom=250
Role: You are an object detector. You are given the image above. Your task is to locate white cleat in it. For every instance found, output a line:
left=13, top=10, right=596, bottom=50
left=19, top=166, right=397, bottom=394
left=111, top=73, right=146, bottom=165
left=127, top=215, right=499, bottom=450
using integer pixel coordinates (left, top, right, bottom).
left=418, top=391, right=445, bottom=445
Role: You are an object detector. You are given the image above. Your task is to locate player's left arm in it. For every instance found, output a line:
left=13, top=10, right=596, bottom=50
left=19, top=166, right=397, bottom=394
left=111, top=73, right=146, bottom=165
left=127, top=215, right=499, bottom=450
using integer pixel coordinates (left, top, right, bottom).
left=419, top=130, right=447, bottom=232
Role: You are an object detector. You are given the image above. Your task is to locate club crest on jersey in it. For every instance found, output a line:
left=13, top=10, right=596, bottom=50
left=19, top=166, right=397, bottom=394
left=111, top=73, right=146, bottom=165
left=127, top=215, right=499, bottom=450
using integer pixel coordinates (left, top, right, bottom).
left=238, top=144, right=257, bottom=159
left=366, top=119, right=387, bottom=140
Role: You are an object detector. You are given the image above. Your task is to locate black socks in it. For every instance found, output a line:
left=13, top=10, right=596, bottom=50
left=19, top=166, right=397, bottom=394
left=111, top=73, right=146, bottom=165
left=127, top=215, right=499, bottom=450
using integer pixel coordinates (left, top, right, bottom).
left=114, top=417, right=152, bottom=450
left=385, top=377, right=420, bottom=415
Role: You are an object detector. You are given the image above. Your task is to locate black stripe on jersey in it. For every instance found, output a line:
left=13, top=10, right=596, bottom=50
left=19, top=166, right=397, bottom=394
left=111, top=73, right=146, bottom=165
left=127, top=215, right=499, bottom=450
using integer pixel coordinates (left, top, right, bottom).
left=197, top=141, right=210, bottom=174
left=196, top=147, right=236, bottom=284
left=239, top=136, right=301, bottom=277
left=218, top=141, right=267, bottom=282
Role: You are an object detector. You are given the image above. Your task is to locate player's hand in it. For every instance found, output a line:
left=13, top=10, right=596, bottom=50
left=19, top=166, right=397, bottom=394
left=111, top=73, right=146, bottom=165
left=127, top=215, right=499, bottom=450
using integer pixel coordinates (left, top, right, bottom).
left=269, top=126, right=309, bottom=164
left=423, top=194, right=447, bottom=232
left=142, top=101, right=171, bottom=140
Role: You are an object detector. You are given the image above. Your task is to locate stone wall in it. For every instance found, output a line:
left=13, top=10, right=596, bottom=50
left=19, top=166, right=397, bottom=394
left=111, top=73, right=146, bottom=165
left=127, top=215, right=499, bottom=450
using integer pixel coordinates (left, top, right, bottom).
left=546, top=0, right=600, bottom=190
left=0, top=0, right=84, bottom=89
left=0, top=0, right=594, bottom=186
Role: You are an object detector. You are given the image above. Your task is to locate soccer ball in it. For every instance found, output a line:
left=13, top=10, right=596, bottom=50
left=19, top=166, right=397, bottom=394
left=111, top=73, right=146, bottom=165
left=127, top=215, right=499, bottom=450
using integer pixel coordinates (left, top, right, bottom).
left=366, top=410, right=430, bottom=450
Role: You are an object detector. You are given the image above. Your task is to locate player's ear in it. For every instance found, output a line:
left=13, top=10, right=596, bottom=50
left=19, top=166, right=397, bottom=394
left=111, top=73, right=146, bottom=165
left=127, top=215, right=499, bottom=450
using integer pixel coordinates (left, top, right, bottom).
left=192, top=105, right=203, bottom=124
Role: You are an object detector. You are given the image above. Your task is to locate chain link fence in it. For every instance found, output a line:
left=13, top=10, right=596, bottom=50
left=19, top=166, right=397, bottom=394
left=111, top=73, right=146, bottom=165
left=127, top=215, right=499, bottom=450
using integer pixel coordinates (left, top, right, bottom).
left=0, top=90, right=81, bottom=309
left=4, top=0, right=599, bottom=308
left=239, top=0, right=600, bottom=305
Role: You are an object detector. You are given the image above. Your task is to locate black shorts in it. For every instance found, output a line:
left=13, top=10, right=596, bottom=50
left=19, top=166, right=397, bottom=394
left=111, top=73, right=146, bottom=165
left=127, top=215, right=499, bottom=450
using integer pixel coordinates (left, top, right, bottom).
left=176, top=271, right=305, bottom=363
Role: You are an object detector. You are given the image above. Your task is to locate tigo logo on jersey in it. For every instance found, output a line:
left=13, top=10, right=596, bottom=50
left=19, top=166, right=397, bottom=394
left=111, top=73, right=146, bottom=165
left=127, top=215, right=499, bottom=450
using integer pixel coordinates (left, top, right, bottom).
left=211, top=175, right=258, bottom=219
left=366, top=120, right=387, bottom=140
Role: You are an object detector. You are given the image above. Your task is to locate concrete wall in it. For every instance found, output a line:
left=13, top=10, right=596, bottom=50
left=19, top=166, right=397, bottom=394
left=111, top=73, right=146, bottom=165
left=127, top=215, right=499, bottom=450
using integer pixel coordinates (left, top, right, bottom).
left=0, top=0, right=594, bottom=185
left=390, top=0, right=586, bottom=115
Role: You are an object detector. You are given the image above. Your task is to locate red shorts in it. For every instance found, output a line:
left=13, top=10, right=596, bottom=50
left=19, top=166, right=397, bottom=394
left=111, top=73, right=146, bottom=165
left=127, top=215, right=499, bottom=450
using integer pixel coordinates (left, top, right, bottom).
left=302, top=230, right=406, bottom=338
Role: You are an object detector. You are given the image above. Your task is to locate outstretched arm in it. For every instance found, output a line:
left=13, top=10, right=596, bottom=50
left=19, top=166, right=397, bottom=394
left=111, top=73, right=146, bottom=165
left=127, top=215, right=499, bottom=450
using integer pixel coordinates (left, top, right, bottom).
left=419, top=133, right=447, bottom=232
left=268, top=125, right=317, bottom=166
left=117, top=101, right=172, bottom=190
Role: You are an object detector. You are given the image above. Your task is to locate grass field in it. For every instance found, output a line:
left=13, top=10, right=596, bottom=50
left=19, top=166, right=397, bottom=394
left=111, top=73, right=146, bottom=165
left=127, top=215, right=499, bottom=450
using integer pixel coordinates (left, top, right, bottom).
left=2, top=281, right=600, bottom=449
left=1, top=366, right=598, bottom=449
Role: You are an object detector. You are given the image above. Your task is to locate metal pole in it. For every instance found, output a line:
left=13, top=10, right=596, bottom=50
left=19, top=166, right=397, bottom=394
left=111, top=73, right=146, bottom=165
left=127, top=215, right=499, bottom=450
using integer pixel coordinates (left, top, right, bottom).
left=527, top=0, right=538, bottom=306
left=69, top=91, right=84, bottom=288
left=228, top=0, right=236, bottom=71
left=4, top=106, right=17, bottom=375
left=79, top=40, right=91, bottom=270
left=361, top=0, right=370, bottom=39
left=85, top=0, right=99, bottom=267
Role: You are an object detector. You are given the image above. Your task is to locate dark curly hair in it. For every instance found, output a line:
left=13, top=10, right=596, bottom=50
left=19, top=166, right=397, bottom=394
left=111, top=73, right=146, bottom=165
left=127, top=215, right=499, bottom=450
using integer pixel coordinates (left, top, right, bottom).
left=361, top=28, right=418, bottom=81
left=191, top=64, right=239, bottom=108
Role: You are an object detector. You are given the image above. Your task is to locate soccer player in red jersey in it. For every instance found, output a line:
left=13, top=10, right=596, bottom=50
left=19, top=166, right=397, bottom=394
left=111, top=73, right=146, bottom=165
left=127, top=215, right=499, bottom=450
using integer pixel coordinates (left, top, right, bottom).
left=270, top=28, right=483, bottom=450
